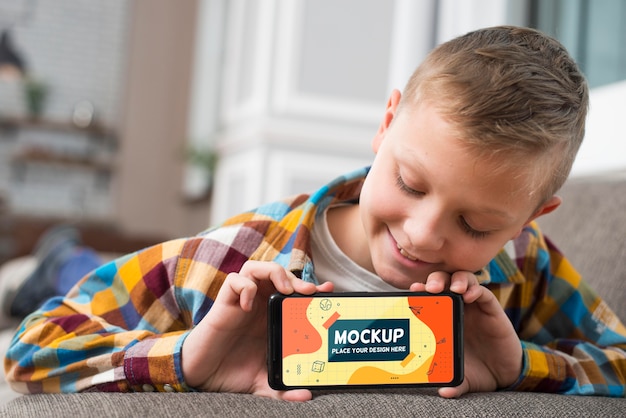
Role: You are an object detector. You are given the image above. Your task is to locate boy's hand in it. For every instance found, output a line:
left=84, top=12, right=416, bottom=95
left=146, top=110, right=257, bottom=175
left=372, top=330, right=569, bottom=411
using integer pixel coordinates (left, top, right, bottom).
left=410, top=271, right=522, bottom=398
left=181, top=260, right=333, bottom=401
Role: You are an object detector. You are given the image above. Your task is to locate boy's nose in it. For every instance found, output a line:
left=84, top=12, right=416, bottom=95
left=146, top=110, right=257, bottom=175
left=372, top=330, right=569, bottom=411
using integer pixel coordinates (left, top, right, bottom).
left=403, top=209, right=446, bottom=252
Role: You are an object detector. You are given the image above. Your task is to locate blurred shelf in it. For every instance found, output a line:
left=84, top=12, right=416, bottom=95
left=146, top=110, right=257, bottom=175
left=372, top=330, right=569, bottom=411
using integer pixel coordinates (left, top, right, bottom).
left=0, top=116, right=119, bottom=220
left=11, top=147, right=115, bottom=171
left=0, top=116, right=116, bottom=142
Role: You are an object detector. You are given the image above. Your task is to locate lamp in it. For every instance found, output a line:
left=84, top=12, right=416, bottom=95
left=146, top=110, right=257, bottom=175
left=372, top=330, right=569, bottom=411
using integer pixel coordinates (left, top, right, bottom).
left=0, top=30, right=26, bottom=80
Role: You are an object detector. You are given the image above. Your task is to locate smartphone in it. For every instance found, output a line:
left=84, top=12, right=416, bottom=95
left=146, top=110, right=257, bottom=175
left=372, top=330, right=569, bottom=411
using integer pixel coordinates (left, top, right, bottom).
left=268, top=291, right=463, bottom=390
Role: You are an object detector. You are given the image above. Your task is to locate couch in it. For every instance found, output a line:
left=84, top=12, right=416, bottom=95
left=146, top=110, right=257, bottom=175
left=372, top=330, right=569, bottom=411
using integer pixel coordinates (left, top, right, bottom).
left=1, top=171, right=625, bottom=417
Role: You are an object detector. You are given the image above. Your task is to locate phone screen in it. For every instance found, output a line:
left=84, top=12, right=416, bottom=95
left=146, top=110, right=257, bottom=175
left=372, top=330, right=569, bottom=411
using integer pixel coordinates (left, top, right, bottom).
left=268, top=292, right=463, bottom=390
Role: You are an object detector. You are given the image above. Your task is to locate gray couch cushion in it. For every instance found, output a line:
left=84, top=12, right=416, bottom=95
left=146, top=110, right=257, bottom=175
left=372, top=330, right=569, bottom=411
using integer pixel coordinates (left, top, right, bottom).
left=2, top=390, right=624, bottom=417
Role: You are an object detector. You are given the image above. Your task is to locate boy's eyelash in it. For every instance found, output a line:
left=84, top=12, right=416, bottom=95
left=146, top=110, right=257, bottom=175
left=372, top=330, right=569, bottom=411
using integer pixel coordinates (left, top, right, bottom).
left=395, top=174, right=423, bottom=196
left=460, top=217, right=490, bottom=239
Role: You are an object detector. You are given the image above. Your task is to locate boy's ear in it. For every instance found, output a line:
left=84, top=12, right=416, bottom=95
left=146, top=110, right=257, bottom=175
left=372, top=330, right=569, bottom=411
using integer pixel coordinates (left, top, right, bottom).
left=530, top=195, right=562, bottom=221
left=512, top=195, right=562, bottom=239
left=372, top=89, right=402, bottom=153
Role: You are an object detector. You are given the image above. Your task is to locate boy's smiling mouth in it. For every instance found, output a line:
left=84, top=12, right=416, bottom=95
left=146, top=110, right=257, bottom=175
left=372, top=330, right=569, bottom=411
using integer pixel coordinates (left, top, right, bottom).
left=397, top=243, right=418, bottom=261
left=390, top=231, right=440, bottom=269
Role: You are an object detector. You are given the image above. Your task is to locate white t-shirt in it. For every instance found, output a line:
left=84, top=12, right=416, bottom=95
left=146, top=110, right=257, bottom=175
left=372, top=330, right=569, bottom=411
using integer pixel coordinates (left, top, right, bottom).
left=310, top=209, right=404, bottom=292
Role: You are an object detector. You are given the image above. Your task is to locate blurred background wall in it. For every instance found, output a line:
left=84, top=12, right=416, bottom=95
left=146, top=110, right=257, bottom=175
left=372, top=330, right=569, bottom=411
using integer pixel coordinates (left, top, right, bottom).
left=0, top=0, right=624, bottom=252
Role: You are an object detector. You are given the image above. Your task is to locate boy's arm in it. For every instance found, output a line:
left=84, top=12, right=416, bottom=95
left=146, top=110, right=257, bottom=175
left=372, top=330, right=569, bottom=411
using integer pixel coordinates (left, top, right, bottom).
left=502, top=224, right=626, bottom=396
left=4, top=237, right=224, bottom=393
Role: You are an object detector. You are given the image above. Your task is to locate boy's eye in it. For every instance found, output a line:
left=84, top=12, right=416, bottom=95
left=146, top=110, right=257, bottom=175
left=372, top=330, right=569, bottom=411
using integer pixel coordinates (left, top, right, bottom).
left=396, top=174, right=424, bottom=196
left=459, top=217, right=490, bottom=239
left=396, top=172, right=490, bottom=239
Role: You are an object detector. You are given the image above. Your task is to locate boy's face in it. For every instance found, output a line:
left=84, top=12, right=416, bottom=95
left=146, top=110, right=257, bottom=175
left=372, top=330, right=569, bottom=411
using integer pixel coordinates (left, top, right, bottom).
left=357, top=91, right=560, bottom=289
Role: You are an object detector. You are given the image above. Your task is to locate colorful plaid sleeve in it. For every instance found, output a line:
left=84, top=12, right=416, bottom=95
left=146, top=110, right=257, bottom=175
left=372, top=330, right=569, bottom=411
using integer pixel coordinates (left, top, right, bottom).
left=488, top=222, right=626, bottom=397
left=3, top=218, right=286, bottom=393
left=4, top=238, right=204, bottom=393
left=3, top=169, right=364, bottom=395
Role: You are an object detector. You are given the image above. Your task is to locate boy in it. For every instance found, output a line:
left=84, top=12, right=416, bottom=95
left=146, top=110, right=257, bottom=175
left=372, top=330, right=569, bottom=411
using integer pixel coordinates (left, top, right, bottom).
left=5, top=26, right=626, bottom=401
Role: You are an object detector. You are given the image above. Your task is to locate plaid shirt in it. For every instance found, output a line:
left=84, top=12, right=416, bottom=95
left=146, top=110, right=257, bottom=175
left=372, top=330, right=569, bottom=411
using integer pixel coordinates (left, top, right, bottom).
left=5, top=167, right=626, bottom=396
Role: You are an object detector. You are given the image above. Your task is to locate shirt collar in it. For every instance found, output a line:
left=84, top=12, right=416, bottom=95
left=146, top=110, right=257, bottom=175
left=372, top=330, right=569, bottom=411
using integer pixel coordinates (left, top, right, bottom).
left=291, top=167, right=370, bottom=282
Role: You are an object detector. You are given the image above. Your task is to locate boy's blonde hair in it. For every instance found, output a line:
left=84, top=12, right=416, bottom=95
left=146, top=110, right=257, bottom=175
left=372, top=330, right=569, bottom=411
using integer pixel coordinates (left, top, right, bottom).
left=400, top=26, right=589, bottom=201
